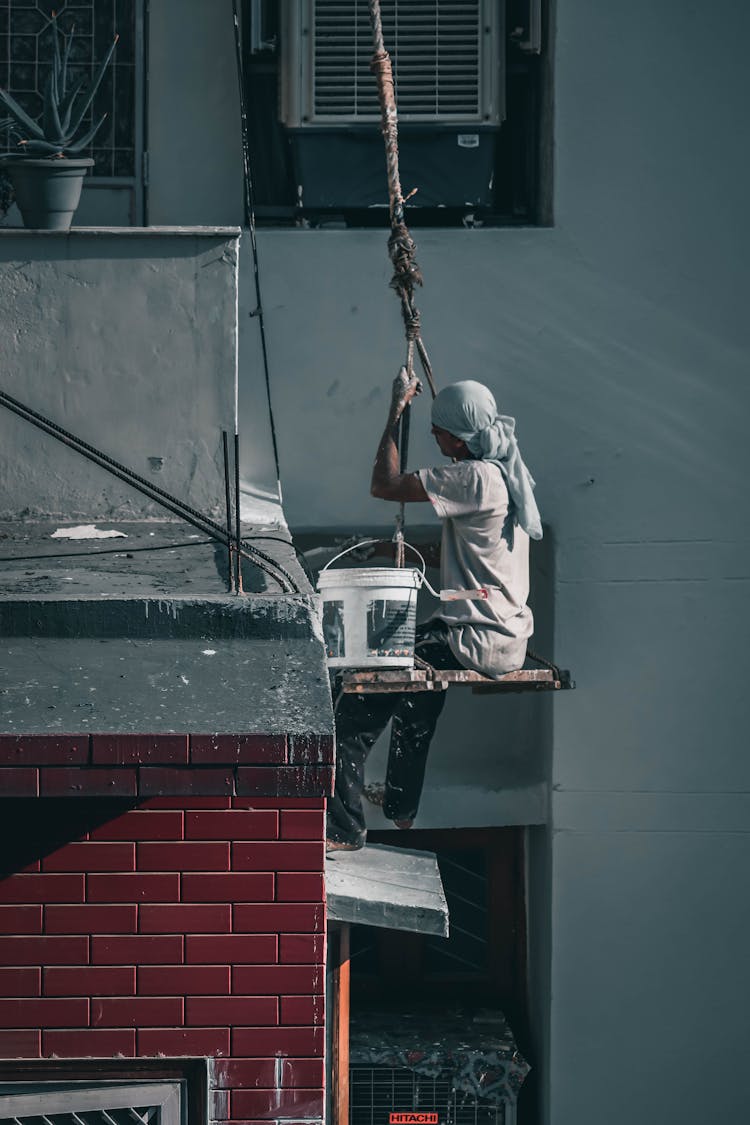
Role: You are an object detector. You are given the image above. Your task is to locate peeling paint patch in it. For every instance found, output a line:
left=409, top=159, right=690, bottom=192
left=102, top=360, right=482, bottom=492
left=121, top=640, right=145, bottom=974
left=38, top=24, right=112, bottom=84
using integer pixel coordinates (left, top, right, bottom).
left=51, top=525, right=127, bottom=540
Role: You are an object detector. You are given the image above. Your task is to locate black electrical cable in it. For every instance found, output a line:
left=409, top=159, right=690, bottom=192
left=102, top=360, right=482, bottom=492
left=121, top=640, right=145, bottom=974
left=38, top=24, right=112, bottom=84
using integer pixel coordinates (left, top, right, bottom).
left=0, top=389, right=299, bottom=594
left=1, top=535, right=313, bottom=585
left=231, top=0, right=283, bottom=488
left=0, top=539, right=216, bottom=564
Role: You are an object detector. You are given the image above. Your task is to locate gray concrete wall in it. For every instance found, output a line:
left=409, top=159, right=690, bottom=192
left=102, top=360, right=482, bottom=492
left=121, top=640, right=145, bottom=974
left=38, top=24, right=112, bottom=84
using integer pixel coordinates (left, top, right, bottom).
left=230, top=0, right=750, bottom=1121
left=0, top=230, right=239, bottom=519
left=147, top=0, right=244, bottom=228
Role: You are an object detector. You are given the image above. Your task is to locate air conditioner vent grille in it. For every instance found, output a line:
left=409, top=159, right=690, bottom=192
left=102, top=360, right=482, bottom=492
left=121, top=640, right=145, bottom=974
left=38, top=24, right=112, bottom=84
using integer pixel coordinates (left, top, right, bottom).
left=349, top=1067, right=508, bottom=1125
left=312, top=0, right=482, bottom=121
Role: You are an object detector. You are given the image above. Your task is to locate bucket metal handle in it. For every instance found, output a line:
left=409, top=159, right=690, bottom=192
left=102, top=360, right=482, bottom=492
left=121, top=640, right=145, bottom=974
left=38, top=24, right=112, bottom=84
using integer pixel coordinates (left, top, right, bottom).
left=318, top=539, right=488, bottom=601
left=321, top=537, right=428, bottom=586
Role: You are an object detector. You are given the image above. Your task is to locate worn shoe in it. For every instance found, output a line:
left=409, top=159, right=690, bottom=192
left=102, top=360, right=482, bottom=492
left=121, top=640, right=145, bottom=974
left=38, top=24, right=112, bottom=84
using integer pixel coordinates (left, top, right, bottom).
left=326, top=837, right=365, bottom=853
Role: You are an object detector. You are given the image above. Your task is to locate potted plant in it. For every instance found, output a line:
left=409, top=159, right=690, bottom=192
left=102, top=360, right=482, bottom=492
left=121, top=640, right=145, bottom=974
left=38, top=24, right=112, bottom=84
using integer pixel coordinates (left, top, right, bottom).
left=0, top=15, right=117, bottom=230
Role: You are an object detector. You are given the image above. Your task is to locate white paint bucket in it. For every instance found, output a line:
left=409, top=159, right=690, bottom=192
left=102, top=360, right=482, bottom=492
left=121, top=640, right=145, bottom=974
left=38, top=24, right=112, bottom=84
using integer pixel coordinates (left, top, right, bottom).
left=317, top=558, right=422, bottom=669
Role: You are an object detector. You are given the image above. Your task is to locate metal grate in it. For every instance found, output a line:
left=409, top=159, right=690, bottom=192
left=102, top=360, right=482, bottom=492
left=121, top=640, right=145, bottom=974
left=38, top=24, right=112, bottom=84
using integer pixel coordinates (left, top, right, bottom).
left=2, top=1106, right=160, bottom=1125
left=312, top=0, right=482, bottom=121
left=0, top=0, right=138, bottom=177
left=0, top=1081, right=182, bottom=1125
left=349, top=1067, right=506, bottom=1125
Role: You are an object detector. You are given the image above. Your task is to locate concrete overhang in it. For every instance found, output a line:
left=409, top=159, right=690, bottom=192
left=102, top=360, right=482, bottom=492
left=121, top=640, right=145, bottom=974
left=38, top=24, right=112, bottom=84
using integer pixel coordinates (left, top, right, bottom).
left=0, top=521, right=334, bottom=798
left=326, top=843, right=449, bottom=937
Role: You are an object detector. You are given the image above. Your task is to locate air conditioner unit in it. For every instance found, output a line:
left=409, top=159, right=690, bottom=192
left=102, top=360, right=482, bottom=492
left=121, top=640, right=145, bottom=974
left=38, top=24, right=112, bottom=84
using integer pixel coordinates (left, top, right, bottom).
left=349, top=1066, right=516, bottom=1125
left=279, top=0, right=505, bottom=211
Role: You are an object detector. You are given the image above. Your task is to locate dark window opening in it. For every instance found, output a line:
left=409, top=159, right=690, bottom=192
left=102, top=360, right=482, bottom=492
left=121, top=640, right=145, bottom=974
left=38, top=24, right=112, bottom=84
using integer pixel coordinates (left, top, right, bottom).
left=351, top=829, right=527, bottom=1024
left=242, top=0, right=552, bottom=228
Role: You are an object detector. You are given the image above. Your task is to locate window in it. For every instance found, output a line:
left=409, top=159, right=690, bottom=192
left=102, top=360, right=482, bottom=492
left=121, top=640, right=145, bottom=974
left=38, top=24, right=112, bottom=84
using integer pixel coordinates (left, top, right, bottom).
left=243, top=0, right=551, bottom=227
left=0, top=0, right=145, bottom=224
left=0, top=1060, right=208, bottom=1125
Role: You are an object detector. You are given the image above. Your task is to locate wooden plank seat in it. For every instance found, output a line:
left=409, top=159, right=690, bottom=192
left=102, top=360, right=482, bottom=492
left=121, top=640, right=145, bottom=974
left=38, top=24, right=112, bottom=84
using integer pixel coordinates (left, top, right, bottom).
left=341, top=666, right=575, bottom=695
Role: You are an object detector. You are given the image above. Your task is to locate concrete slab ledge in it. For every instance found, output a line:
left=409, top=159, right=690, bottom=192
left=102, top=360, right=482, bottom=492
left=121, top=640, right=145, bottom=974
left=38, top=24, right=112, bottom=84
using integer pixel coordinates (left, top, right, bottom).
left=0, top=733, right=333, bottom=766
left=326, top=843, right=449, bottom=936
left=0, top=226, right=241, bottom=237
left=1, top=637, right=333, bottom=736
left=0, top=734, right=334, bottom=798
left=0, top=596, right=320, bottom=640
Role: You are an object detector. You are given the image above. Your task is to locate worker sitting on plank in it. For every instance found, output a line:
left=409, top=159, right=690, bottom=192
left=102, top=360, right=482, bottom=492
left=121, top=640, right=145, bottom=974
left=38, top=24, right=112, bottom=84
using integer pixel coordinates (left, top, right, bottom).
left=326, top=370, right=542, bottom=852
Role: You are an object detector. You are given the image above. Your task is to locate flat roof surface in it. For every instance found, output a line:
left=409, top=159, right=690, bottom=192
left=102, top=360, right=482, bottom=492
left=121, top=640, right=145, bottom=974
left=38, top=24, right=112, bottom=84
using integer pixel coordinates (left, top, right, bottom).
left=0, top=521, right=332, bottom=740
left=0, top=520, right=307, bottom=600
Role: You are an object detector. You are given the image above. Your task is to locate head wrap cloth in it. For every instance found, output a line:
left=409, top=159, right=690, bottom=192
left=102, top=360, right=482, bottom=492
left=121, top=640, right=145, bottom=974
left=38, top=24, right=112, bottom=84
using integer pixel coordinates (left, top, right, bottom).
left=431, top=381, right=542, bottom=541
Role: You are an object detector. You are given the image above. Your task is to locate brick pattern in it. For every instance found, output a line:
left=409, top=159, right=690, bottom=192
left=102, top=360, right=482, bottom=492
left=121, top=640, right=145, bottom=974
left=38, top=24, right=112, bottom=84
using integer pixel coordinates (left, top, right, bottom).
left=0, top=798, right=326, bottom=1122
left=0, top=736, right=334, bottom=797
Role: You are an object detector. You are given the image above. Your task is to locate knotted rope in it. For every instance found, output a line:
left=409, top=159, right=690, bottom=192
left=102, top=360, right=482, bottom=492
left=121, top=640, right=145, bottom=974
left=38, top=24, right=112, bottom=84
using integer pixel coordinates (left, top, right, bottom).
left=369, top=0, right=436, bottom=564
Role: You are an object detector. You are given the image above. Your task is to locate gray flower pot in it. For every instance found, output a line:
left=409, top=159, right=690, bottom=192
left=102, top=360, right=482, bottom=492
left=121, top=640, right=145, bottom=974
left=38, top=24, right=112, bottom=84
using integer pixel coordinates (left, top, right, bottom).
left=0, top=157, right=94, bottom=231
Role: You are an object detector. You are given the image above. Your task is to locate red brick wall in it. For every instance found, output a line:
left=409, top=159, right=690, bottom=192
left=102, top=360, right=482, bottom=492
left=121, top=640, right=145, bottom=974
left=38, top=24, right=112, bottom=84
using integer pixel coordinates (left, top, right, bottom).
left=0, top=797, right=326, bottom=1124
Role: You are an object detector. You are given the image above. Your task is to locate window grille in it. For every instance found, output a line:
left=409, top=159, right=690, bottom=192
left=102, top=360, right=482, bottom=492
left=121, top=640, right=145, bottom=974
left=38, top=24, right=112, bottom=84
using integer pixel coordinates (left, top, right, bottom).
left=349, top=1067, right=510, bottom=1125
left=0, top=1081, right=183, bottom=1125
left=0, top=0, right=140, bottom=180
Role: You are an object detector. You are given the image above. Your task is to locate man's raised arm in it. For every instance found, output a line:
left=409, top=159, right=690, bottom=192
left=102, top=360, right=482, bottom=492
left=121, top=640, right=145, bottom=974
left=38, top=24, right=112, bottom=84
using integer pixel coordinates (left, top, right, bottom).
left=370, top=367, right=431, bottom=503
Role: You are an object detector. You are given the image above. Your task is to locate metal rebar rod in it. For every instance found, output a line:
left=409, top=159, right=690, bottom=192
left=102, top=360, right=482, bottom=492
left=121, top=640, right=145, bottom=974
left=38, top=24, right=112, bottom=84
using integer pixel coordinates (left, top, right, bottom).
left=222, top=429, right=235, bottom=593
left=0, top=388, right=230, bottom=544
left=231, top=0, right=282, bottom=487
left=1, top=393, right=227, bottom=543
left=0, top=389, right=298, bottom=593
left=234, top=429, right=243, bottom=594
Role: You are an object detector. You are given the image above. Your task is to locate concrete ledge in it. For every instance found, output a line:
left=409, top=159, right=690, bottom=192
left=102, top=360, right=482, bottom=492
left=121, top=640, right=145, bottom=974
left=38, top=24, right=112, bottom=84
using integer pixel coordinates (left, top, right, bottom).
left=0, top=733, right=334, bottom=767
left=0, top=637, right=333, bottom=737
left=0, top=596, right=320, bottom=640
left=0, top=226, right=242, bottom=237
left=326, top=843, right=449, bottom=936
left=0, top=732, right=334, bottom=798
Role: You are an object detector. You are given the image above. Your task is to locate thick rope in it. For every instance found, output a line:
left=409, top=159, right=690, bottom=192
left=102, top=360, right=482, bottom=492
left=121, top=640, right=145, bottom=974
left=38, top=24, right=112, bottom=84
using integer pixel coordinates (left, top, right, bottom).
left=369, top=0, right=437, bottom=566
left=368, top=32, right=437, bottom=398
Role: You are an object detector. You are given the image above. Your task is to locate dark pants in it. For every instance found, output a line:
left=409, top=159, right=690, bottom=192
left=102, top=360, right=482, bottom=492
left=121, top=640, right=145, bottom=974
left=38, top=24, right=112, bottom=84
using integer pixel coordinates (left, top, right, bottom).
left=326, top=621, right=460, bottom=846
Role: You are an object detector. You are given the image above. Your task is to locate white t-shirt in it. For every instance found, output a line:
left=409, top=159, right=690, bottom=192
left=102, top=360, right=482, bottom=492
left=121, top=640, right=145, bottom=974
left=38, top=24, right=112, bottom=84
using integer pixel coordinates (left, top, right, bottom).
left=417, top=460, right=533, bottom=676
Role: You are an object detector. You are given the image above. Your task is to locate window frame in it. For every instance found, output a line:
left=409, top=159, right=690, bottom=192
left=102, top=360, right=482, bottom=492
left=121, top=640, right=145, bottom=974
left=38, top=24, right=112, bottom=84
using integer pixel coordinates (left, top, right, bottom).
left=0, top=1060, right=209, bottom=1125
left=242, top=0, right=553, bottom=228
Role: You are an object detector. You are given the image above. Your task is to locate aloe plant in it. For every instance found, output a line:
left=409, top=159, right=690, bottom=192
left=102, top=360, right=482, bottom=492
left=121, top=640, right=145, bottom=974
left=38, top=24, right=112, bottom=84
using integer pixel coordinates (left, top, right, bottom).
left=0, top=15, right=118, bottom=158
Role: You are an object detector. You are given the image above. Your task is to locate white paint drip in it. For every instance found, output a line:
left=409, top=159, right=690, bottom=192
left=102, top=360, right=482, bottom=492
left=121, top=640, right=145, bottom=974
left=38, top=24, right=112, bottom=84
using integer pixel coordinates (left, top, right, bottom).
left=274, top=1054, right=283, bottom=1108
left=51, top=525, right=127, bottom=540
